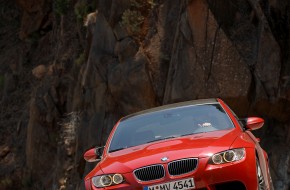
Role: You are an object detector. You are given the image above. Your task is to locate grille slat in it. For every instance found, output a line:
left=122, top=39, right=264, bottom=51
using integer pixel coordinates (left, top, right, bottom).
left=134, top=164, right=165, bottom=181
left=168, top=158, right=198, bottom=176
left=133, top=158, right=198, bottom=182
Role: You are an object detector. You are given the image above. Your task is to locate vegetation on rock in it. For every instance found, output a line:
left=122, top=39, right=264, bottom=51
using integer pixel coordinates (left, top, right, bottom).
left=121, top=0, right=157, bottom=37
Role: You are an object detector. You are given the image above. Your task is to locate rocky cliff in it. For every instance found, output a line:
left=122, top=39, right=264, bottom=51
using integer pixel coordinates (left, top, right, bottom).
left=0, top=0, right=290, bottom=189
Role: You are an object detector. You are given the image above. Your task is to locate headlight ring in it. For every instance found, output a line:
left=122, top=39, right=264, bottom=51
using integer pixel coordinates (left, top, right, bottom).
left=92, top=174, right=124, bottom=188
left=212, top=154, right=223, bottom=164
left=223, top=150, right=235, bottom=162
left=210, top=148, right=245, bottom=165
left=100, top=175, right=112, bottom=186
left=112, top=173, right=124, bottom=184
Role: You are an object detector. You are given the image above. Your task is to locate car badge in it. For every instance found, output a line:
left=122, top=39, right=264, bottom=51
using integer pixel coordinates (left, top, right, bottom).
left=161, top=157, right=169, bottom=162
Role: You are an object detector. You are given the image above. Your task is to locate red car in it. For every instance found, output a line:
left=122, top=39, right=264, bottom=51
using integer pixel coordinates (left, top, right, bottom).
left=84, top=98, right=274, bottom=190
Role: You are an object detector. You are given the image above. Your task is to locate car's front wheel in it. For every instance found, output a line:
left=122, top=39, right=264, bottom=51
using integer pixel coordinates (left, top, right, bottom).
left=256, top=158, right=266, bottom=190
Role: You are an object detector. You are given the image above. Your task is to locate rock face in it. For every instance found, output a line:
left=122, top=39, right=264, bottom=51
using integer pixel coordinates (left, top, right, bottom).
left=16, top=0, right=52, bottom=40
left=1, top=0, right=290, bottom=189
left=163, top=0, right=253, bottom=103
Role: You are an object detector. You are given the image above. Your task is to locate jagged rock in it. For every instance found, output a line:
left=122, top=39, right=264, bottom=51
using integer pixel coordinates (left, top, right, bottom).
left=1, top=73, right=18, bottom=103
left=66, top=147, right=75, bottom=156
left=114, top=37, right=138, bottom=62
left=163, top=1, right=252, bottom=104
left=113, top=24, right=129, bottom=41
left=108, top=50, right=157, bottom=114
left=16, top=0, right=51, bottom=40
left=255, top=30, right=281, bottom=100
left=288, top=159, right=290, bottom=174
left=89, top=13, right=116, bottom=55
left=66, top=165, right=73, bottom=172
left=108, top=0, right=131, bottom=26
left=32, top=65, right=47, bottom=79
left=0, top=146, right=10, bottom=158
left=143, top=1, right=181, bottom=103
left=84, top=11, right=98, bottom=27
left=58, top=177, right=66, bottom=185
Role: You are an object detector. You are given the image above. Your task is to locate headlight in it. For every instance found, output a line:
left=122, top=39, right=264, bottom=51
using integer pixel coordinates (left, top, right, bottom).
left=209, top=148, right=245, bottom=165
left=92, top=174, right=124, bottom=188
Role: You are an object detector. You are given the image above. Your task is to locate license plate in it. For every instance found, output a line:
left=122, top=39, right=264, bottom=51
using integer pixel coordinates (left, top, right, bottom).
left=144, top=178, right=195, bottom=190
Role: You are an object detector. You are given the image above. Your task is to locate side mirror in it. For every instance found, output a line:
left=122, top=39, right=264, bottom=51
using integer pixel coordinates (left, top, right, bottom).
left=84, top=147, right=104, bottom=162
left=245, top=117, right=264, bottom=131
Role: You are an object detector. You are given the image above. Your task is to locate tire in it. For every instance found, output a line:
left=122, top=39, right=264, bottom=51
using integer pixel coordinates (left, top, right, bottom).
left=256, top=158, right=266, bottom=190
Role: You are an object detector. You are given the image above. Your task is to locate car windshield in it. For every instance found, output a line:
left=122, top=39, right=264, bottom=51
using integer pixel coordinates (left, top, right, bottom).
left=109, top=104, right=234, bottom=153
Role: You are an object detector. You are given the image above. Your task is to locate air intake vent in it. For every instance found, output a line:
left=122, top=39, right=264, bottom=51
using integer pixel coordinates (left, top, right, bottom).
left=168, top=158, right=198, bottom=176
left=134, top=164, right=165, bottom=181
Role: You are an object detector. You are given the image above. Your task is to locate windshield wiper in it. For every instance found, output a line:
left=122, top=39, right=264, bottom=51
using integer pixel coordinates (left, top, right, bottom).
left=181, top=133, right=196, bottom=137
left=146, top=135, right=180, bottom=143
left=109, top=147, right=127, bottom=153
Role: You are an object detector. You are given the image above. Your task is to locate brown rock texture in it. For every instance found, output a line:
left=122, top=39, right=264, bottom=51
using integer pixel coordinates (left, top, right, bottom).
left=16, top=0, right=52, bottom=40
left=0, top=0, right=290, bottom=189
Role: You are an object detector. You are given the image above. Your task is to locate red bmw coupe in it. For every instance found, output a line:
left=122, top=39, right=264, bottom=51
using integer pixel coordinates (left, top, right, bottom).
left=84, top=98, right=274, bottom=190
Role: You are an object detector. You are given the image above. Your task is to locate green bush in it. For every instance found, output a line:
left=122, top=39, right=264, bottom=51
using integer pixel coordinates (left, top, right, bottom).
left=121, top=0, right=157, bottom=36
left=121, top=10, right=144, bottom=35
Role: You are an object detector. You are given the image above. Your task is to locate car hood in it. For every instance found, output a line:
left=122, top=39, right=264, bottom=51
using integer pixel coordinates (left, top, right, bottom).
left=99, top=129, right=240, bottom=174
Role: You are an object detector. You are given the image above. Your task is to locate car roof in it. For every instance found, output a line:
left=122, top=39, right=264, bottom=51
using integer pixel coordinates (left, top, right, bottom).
left=121, top=98, right=219, bottom=121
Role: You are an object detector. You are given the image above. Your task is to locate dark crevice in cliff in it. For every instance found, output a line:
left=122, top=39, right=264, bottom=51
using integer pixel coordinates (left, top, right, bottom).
left=207, top=25, right=220, bottom=81
left=162, top=1, right=187, bottom=104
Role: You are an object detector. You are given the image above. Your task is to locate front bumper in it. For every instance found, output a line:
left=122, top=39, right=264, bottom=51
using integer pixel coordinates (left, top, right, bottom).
left=87, top=148, right=258, bottom=190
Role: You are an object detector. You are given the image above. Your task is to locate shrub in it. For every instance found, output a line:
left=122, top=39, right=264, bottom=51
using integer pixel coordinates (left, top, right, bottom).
left=121, top=10, right=145, bottom=35
left=120, top=0, right=157, bottom=36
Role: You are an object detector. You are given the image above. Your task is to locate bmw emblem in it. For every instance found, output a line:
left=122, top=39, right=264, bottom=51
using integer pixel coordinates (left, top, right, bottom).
left=161, top=157, right=169, bottom=162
